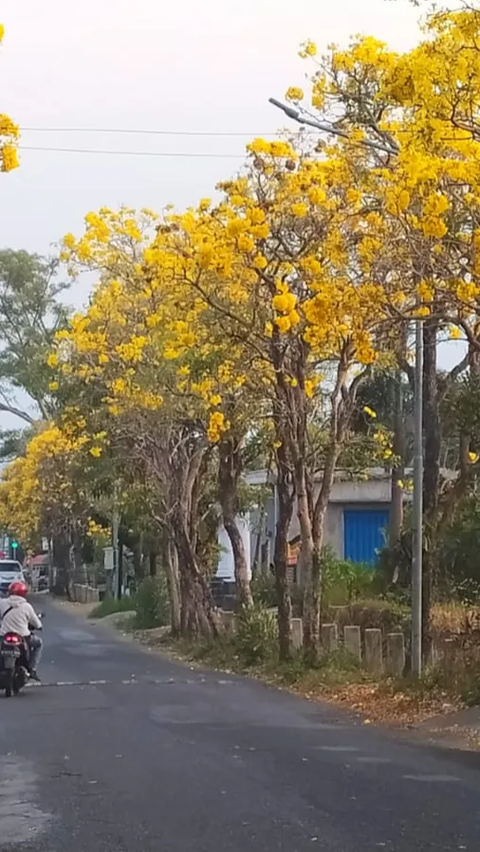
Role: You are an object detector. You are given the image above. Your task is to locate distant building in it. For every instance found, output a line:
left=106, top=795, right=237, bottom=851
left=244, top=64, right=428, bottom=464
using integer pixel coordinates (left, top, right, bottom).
left=215, top=468, right=397, bottom=584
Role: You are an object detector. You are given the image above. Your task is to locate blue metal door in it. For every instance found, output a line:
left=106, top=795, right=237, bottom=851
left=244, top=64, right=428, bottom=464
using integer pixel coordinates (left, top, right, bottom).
left=343, top=509, right=389, bottom=564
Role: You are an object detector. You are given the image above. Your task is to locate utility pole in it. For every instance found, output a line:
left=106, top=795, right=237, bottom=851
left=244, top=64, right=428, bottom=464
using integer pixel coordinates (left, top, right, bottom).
left=412, top=318, right=423, bottom=675
left=112, top=480, right=121, bottom=600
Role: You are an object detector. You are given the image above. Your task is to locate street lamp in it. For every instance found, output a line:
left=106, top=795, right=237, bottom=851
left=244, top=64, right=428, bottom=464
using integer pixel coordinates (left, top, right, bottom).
left=268, top=95, right=424, bottom=673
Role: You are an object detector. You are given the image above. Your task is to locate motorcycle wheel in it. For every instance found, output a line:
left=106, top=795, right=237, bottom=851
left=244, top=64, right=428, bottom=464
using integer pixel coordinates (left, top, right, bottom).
left=4, top=670, right=13, bottom=698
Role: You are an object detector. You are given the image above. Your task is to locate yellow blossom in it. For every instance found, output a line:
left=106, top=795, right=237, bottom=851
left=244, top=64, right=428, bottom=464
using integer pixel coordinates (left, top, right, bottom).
left=272, top=292, right=297, bottom=314
left=299, top=39, right=317, bottom=58
left=275, top=315, right=292, bottom=334
left=291, top=202, right=308, bottom=218
left=449, top=326, right=462, bottom=340
left=285, top=87, right=304, bottom=101
left=1, top=144, right=19, bottom=172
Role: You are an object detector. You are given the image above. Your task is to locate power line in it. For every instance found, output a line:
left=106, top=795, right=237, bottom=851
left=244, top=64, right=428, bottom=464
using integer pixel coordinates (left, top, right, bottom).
left=19, top=145, right=245, bottom=159
left=22, top=126, right=277, bottom=138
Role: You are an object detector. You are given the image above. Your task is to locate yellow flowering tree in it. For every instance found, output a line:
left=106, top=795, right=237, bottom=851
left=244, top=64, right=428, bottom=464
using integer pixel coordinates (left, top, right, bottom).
left=139, top=141, right=396, bottom=660
left=0, top=423, right=107, bottom=596
left=0, top=25, right=19, bottom=173
left=281, top=7, right=480, bottom=646
left=56, top=215, right=234, bottom=635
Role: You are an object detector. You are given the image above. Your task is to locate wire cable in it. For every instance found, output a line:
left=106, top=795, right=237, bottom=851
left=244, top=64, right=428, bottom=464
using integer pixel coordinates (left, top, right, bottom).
left=19, top=145, right=245, bottom=159
left=22, top=126, right=276, bottom=138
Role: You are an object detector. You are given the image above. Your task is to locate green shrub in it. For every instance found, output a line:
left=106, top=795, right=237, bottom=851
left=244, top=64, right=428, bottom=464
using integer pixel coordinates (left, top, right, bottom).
left=134, top=575, right=170, bottom=629
left=251, top=571, right=277, bottom=607
left=322, top=546, right=379, bottom=607
left=235, top=604, right=278, bottom=665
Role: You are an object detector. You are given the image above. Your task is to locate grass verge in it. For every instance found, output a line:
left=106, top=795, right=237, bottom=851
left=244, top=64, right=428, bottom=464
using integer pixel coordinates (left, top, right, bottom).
left=89, top=596, right=136, bottom=619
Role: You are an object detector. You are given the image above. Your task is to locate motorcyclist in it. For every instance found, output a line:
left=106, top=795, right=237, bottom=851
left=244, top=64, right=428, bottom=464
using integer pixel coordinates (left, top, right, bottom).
left=0, top=581, right=42, bottom=681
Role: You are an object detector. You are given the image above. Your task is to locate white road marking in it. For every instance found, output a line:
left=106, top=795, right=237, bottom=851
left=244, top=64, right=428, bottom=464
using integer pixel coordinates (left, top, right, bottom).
left=356, top=756, right=393, bottom=764
left=402, top=774, right=460, bottom=783
left=317, top=746, right=359, bottom=753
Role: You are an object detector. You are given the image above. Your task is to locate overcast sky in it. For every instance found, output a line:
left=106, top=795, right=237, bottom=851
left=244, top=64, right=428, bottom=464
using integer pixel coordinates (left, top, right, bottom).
left=4, top=1, right=461, bottom=426
left=2, top=1, right=420, bottom=278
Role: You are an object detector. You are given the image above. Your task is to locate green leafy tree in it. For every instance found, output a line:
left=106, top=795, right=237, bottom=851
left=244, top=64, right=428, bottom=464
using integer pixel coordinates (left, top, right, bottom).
left=0, top=249, right=69, bottom=423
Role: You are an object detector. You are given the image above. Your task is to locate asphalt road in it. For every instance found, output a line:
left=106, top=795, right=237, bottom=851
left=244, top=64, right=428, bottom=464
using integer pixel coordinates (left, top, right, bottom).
left=1, top=598, right=480, bottom=852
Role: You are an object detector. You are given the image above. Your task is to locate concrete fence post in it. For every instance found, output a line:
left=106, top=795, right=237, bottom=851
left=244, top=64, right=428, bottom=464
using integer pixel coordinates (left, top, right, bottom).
left=321, top=623, right=338, bottom=654
left=365, top=628, right=383, bottom=673
left=344, top=625, right=361, bottom=662
left=292, top=618, right=303, bottom=649
left=442, top=638, right=457, bottom=681
left=387, top=633, right=405, bottom=676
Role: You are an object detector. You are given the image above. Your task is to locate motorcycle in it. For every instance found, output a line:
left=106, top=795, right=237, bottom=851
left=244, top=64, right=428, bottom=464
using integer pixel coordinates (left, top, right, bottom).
left=0, top=615, right=44, bottom=698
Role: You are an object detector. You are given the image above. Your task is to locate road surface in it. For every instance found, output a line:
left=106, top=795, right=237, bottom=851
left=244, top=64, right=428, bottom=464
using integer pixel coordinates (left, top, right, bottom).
left=1, top=597, right=480, bottom=851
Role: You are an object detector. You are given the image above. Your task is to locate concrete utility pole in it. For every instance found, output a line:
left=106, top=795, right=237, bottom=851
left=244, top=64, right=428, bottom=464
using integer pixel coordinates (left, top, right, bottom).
left=411, top=318, right=423, bottom=675
left=112, top=481, right=121, bottom=600
left=268, top=95, right=423, bottom=673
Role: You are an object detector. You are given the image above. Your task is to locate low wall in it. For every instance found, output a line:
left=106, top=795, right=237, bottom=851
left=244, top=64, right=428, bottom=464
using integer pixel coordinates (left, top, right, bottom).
left=73, top=584, right=100, bottom=604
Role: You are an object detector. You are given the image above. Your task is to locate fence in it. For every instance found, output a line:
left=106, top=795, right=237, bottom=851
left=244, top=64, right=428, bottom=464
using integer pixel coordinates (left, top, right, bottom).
left=219, top=610, right=406, bottom=675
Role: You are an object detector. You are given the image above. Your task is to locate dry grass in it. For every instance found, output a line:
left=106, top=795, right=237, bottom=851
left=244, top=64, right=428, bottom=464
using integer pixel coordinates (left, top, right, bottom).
left=431, top=602, right=471, bottom=634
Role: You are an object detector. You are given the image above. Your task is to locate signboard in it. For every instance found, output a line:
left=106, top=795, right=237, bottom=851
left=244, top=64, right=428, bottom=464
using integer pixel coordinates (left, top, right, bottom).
left=103, top=546, right=114, bottom=571
left=287, top=541, right=300, bottom=566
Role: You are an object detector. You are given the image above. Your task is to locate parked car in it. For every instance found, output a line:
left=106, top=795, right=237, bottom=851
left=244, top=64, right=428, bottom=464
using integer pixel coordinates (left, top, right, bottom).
left=0, top=560, right=26, bottom=598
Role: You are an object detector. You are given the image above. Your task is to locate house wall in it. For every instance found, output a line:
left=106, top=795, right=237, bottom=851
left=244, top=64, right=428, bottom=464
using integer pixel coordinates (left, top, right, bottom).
left=288, top=480, right=391, bottom=544
left=216, top=476, right=393, bottom=582
left=216, top=518, right=251, bottom=581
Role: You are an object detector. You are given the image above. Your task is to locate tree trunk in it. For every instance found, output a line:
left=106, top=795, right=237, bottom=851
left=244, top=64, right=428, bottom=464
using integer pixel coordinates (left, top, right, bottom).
left=149, top=550, right=157, bottom=577
left=274, top=478, right=293, bottom=662
left=133, top=535, right=143, bottom=583
left=72, top=525, right=86, bottom=585
left=308, top=357, right=351, bottom=661
left=295, top=458, right=318, bottom=661
left=52, top=531, right=73, bottom=599
left=390, top=371, right=405, bottom=550
left=218, top=436, right=253, bottom=609
left=272, top=439, right=294, bottom=662
left=162, top=525, right=181, bottom=637
left=172, top=502, right=219, bottom=639
left=223, top=515, right=253, bottom=608
left=422, top=319, right=440, bottom=656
